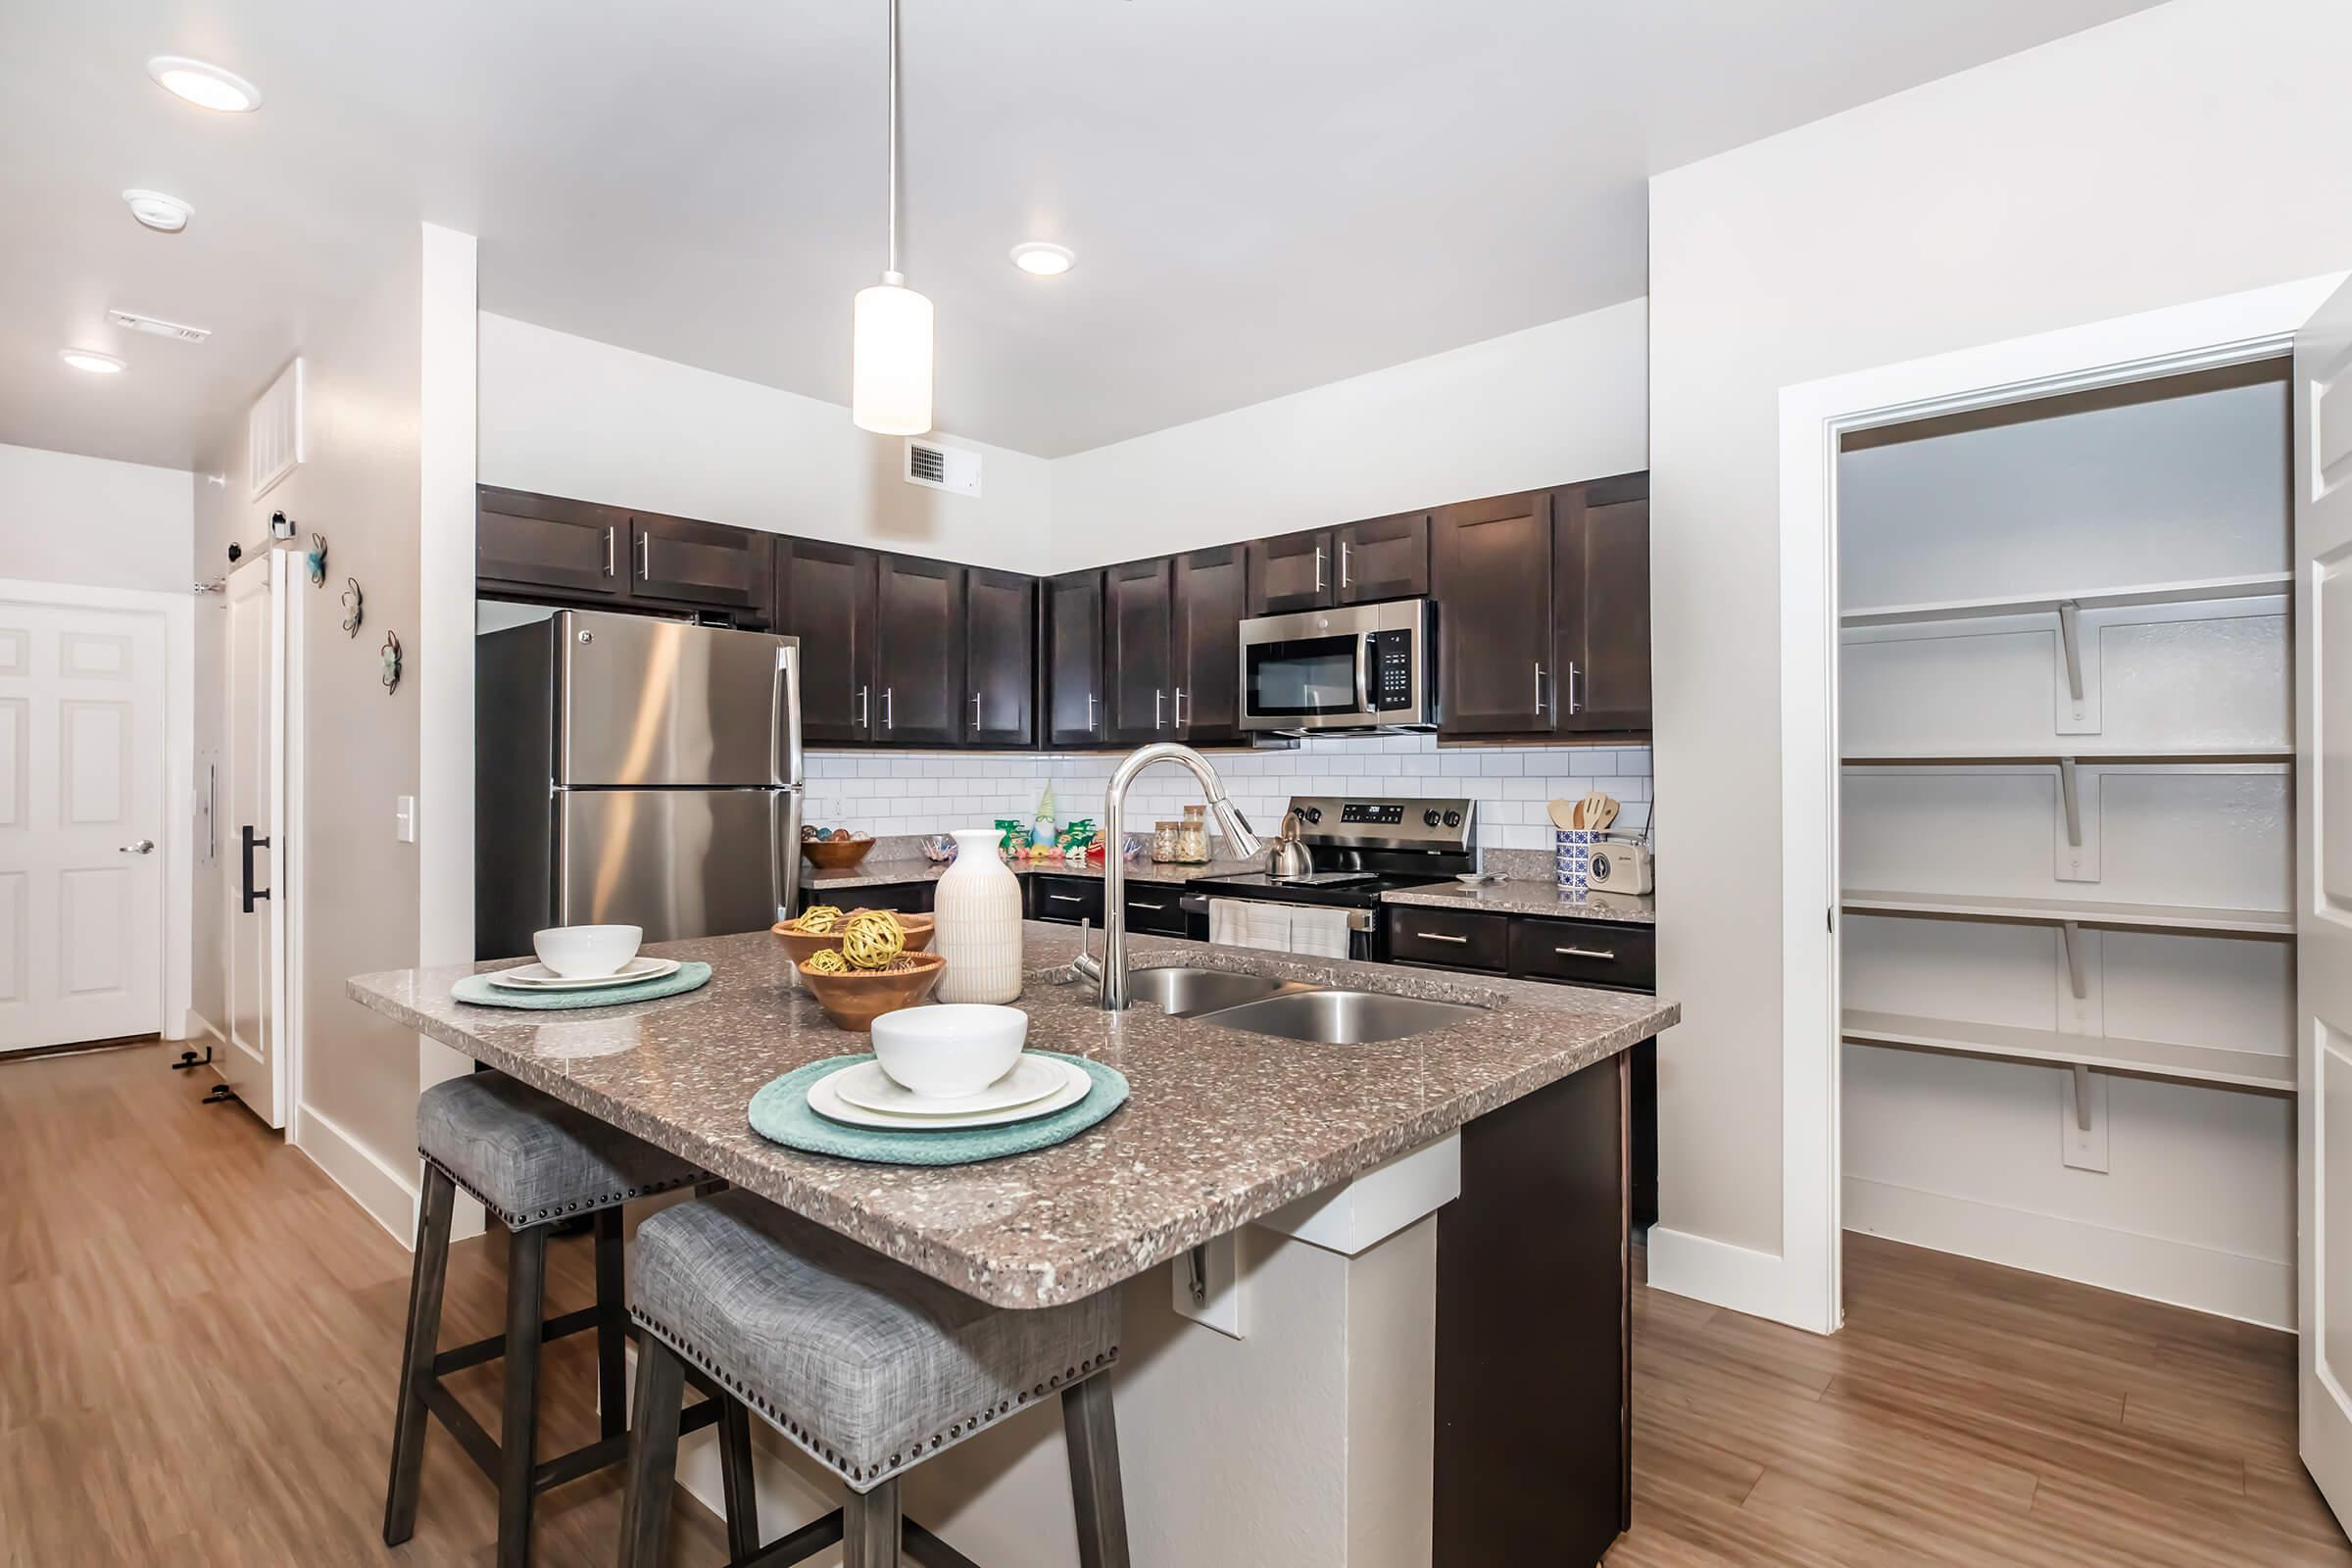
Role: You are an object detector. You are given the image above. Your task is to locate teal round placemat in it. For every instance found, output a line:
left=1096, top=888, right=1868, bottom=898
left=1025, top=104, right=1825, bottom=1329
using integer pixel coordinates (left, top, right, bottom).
left=452, top=961, right=712, bottom=1010
left=749, top=1052, right=1129, bottom=1166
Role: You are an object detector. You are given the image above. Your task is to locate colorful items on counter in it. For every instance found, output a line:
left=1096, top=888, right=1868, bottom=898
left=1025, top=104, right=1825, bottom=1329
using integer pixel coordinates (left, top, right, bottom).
left=992, top=815, right=1107, bottom=865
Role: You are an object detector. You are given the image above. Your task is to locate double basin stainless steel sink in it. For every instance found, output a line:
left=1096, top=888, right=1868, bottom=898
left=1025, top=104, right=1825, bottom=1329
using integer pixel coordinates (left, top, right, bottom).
left=1125, top=965, right=1484, bottom=1045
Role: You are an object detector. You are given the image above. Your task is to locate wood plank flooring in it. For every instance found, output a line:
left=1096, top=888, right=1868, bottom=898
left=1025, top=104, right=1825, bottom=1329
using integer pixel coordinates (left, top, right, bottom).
left=3, top=1041, right=2344, bottom=1566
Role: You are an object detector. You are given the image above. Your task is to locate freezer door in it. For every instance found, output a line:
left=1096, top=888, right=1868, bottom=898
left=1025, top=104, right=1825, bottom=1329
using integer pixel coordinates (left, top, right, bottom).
left=556, top=610, right=801, bottom=787
left=557, top=788, right=794, bottom=941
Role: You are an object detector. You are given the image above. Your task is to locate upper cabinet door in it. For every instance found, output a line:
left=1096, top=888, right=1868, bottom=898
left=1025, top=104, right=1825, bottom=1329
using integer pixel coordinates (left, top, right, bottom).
left=1433, top=490, right=1557, bottom=737
left=775, top=539, right=876, bottom=745
left=1046, top=570, right=1107, bottom=747
left=629, top=512, right=772, bottom=614
left=1172, top=545, right=1250, bottom=744
left=1335, top=512, right=1431, bottom=605
left=964, top=567, right=1037, bottom=748
left=477, top=486, right=625, bottom=597
left=1106, top=558, right=1174, bottom=743
left=873, top=555, right=966, bottom=745
left=1247, top=530, right=1335, bottom=615
left=1555, top=474, right=1652, bottom=733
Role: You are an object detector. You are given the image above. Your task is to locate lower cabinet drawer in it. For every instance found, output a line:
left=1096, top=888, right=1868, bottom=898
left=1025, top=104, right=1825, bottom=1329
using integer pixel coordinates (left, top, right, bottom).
left=1029, top=875, right=1105, bottom=927
left=805, top=880, right=935, bottom=915
left=1123, top=884, right=1192, bottom=936
left=1508, top=918, right=1655, bottom=992
left=1386, top=906, right=1510, bottom=972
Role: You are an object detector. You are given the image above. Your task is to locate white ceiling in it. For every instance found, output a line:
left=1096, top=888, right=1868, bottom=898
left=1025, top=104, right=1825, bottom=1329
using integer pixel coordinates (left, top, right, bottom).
left=3, top=0, right=2162, bottom=471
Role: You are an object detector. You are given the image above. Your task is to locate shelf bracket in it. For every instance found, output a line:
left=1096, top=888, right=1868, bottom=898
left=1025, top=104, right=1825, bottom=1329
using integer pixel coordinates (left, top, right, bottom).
left=2061, top=920, right=2087, bottom=1000
left=2072, top=1062, right=2094, bottom=1132
left=2057, top=601, right=2085, bottom=703
left=2058, top=757, right=2083, bottom=848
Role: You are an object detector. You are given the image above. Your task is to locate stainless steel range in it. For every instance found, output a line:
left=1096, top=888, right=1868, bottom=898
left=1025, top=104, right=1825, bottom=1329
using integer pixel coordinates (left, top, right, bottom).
left=1184, top=796, right=1478, bottom=960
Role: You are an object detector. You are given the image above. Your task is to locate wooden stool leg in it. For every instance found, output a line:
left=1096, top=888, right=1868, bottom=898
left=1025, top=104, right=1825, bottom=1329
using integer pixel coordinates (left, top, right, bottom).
left=382, top=1163, right=458, bottom=1546
left=595, top=1207, right=628, bottom=1440
left=496, top=1223, right=552, bottom=1568
left=717, top=1396, right=761, bottom=1560
left=844, top=1477, right=902, bottom=1568
left=1062, top=1374, right=1131, bottom=1568
left=617, top=1337, right=688, bottom=1568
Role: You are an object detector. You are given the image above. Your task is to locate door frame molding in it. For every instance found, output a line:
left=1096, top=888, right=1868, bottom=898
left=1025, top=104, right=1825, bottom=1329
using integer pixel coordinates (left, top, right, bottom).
left=1678, top=272, right=2347, bottom=1337
left=0, top=577, right=195, bottom=1044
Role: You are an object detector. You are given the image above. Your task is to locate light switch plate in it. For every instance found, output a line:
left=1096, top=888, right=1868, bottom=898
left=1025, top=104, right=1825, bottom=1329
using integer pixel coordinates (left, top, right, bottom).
left=394, top=795, right=416, bottom=844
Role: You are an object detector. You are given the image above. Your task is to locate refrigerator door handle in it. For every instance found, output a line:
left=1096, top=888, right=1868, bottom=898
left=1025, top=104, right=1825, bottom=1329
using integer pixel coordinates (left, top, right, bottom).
left=773, top=643, right=804, bottom=788
left=774, top=787, right=805, bottom=922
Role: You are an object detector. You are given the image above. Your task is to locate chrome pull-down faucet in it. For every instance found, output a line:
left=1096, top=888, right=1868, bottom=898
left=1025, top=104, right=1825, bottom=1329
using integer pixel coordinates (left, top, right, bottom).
left=1075, top=743, right=1263, bottom=1010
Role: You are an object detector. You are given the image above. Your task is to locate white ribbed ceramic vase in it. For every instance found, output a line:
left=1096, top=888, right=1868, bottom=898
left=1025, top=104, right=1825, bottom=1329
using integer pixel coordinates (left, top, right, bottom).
left=932, top=828, right=1023, bottom=1004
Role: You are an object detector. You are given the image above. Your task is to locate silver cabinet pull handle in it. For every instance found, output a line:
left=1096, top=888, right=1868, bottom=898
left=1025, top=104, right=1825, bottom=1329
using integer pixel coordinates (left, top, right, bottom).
left=972, top=691, right=982, bottom=730
left=603, top=525, right=615, bottom=578
left=1554, top=946, right=1617, bottom=960
left=857, top=685, right=870, bottom=732
left=884, top=687, right=894, bottom=730
left=1087, top=692, right=1098, bottom=732
left=1130, top=900, right=1166, bottom=911
left=1313, top=546, right=1325, bottom=594
left=1416, top=931, right=1469, bottom=944
left=1568, top=661, right=1582, bottom=716
left=1339, top=539, right=1350, bottom=590
left=638, top=531, right=652, bottom=580
left=1534, top=662, right=1546, bottom=716
left=119, top=839, right=155, bottom=855
left=1154, top=689, right=1165, bottom=729
left=1174, top=686, right=1188, bottom=729
left=1049, top=893, right=1083, bottom=904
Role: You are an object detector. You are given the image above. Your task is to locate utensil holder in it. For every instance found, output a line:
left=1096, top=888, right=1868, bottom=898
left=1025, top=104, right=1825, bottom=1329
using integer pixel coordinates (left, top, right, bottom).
left=1555, top=828, right=1595, bottom=898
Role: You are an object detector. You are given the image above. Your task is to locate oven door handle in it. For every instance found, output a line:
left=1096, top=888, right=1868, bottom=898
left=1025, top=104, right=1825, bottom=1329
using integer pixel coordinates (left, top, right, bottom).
left=1355, top=634, right=1373, bottom=716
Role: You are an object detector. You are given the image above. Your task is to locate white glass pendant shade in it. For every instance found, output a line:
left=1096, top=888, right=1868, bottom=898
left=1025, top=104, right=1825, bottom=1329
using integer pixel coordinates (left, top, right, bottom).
left=852, top=277, right=934, bottom=435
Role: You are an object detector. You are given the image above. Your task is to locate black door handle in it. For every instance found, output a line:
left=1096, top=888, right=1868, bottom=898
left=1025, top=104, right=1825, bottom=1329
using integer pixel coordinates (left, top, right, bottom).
left=241, top=824, right=272, bottom=913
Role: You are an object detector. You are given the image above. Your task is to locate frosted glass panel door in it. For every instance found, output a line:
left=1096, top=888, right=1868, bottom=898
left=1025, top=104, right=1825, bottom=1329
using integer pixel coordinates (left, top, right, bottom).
left=0, top=596, right=166, bottom=1052
left=2297, top=270, right=2352, bottom=1529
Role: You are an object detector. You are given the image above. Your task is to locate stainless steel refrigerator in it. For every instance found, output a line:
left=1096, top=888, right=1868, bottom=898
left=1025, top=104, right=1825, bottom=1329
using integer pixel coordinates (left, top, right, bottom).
left=476, top=609, right=803, bottom=960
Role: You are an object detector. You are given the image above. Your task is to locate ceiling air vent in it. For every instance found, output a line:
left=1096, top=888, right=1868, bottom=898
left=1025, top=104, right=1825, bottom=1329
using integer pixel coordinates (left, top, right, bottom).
left=905, top=439, right=981, bottom=497
left=109, top=309, right=210, bottom=343
left=249, top=358, right=305, bottom=500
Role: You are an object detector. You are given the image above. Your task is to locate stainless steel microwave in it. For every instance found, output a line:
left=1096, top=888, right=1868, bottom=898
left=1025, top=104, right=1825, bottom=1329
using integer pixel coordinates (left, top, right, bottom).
left=1239, top=598, right=1436, bottom=734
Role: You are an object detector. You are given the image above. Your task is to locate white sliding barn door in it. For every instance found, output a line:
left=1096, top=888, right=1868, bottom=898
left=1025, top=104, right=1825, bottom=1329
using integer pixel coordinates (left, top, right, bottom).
left=2299, top=271, right=2352, bottom=1526
left=219, top=554, right=291, bottom=1126
left=0, top=596, right=167, bottom=1052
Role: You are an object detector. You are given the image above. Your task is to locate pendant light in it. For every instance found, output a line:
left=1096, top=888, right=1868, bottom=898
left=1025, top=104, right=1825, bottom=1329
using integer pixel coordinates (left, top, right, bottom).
left=852, top=0, right=934, bottom=435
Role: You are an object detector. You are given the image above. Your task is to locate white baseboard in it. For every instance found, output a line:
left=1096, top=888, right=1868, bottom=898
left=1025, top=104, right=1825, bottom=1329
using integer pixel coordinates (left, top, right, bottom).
left=1646, top=1225, right=1838, bottom=1334
left=1844, top=1177, right=2292, bottom=1331
left=296, top=1102, right=420, bottom=1248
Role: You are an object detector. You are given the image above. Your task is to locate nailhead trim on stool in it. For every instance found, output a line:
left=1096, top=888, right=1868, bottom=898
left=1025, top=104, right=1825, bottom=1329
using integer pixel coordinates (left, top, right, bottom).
left=420, top=1150, right=701, bottom=1232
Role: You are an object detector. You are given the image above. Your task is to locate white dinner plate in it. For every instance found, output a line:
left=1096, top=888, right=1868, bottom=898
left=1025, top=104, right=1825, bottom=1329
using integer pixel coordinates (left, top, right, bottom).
left=807, top=1058, right=1091, bottom=1131
left=831, top=1054, right=1065, bottom=1117
left=486, top=956, right=682, bottom=991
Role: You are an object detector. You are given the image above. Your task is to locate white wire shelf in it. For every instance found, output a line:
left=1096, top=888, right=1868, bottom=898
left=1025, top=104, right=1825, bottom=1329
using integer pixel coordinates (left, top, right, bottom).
left=1839, top=571, right=2292, bottom=629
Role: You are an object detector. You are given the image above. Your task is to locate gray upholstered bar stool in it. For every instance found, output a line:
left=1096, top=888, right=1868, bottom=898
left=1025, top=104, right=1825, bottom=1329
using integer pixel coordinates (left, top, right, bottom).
left=384, top=1070, right=748, bottom=1568
left=618, top=1190, right=1130, bottom=1568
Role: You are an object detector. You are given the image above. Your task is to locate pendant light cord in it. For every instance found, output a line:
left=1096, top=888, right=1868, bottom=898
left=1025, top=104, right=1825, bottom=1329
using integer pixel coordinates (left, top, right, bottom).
left=885, top=0, right=902, bottom=284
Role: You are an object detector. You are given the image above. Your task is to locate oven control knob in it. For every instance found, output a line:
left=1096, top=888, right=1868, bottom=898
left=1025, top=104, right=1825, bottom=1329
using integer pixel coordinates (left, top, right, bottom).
left=1302, top=806, right=1322, bottom=824
left=1423, top=808, right=1443, bottom=828
left=1442, top=809, right=1462, bottom=829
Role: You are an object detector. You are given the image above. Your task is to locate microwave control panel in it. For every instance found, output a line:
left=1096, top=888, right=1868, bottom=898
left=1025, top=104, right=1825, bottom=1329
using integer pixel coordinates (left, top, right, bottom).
left=1369, top=630, right=1416, bottom=710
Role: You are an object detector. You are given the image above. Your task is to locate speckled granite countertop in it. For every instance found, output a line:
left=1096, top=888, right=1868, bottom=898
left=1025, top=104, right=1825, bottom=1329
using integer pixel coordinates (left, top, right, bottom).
left=1380, top=882, right=1657, bottom=924
left=349, top=924, right=1676, bottom=1309
left=806, top=855, right=1263, bottom=892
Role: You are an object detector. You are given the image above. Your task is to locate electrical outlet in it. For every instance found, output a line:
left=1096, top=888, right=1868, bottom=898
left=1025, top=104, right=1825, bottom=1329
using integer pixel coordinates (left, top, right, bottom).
left=394, top=795, right=416, bottom=844
left=2062, top=1068, right=2109, bottom=1173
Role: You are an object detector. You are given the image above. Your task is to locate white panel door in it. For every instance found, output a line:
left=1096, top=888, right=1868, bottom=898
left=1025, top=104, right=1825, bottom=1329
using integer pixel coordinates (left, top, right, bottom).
left=220, top=555, right=289, bottom=1126
left=0, top=597, right=166, bottom=1051
left=2299, top=272, right=2352, bottom=1526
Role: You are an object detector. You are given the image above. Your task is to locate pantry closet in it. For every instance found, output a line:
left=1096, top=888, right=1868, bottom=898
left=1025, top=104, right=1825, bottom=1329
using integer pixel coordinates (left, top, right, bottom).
left=1835, top=359, right=2296, bottom=1325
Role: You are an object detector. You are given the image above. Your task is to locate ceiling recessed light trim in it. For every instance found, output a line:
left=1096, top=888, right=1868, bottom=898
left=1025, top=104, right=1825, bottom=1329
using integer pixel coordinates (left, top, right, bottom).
left=61, top=349, right=126, bottom=374
left=1009, top=242, right=1075, bottom=277
left=122, top=189, right=194, bottom=232
left=146, top=55, right=262, bottom=113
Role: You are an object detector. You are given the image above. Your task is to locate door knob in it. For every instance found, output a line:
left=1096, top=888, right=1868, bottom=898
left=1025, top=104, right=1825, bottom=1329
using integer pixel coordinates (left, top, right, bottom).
left=119, top=839, right=155, bottom=855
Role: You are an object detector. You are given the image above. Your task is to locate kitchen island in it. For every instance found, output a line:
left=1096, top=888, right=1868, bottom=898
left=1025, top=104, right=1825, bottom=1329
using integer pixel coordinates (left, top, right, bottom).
left=351, top=923, right=1677, bottom=1567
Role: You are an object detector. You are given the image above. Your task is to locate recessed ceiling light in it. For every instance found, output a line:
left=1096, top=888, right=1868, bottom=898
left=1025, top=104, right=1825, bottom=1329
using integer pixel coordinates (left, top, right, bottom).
left=1009, top=242, right=1075, bottom=277
left=122, top=189, right=194, bottom=233
left=146, top=56, right=262, bottom=113
left=60, top=349, right=125, bottom=374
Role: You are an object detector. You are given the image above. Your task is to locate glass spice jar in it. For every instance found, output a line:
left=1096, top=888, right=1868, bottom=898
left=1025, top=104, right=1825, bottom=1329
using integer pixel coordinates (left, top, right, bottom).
left=1178, top=804, right=1209, bottom=863
left=1151, top=820, right=1182, bottom=863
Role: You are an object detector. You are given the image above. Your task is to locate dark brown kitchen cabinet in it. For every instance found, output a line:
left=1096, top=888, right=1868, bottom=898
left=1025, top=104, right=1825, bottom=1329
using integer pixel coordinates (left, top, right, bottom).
left=963, top=567, right=1036, bottom=748
left=1247, top=530, right=1333, bottom=615
left=1106, top=558, right=1174, bottom=743
left=1172, top=545, right=1249, bottom=744
left=1334, top=511, right=1430, bottom=604
left=873, top=555, right=966, bottom=745
left=1046, top=570, right=1106, bottom=747
left=629, top=511, right=771, bottom=614
left=774, top=539, right=878, bottom=745
left=477, top=487, right=626, bottom=598
left=1553, top=474, right=1651, bottom=734
left=1433, top=490, right=1557, bottom=736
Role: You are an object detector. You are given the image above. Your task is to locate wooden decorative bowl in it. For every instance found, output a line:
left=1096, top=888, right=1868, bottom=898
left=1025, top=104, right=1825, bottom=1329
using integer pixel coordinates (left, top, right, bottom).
left=770, top=911, right=935, bottom=973
left=796, top=951, right=948, bottom=1031
left=801, top=838, right=875, bottom=871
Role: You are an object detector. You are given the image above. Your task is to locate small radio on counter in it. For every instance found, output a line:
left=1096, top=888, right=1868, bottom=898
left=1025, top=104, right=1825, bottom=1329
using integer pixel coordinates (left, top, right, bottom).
left=1587, top=837, right=1653, bottom=895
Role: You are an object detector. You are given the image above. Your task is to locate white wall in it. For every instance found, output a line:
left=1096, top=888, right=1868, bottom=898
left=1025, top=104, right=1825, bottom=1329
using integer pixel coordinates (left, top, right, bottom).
left=1047, top=299, right=1647, bottom=573
left=477, top=314, right=1055, bottom=573
left=0, top=441, right=191, bottom=595
left=1646, top=0, right=2352, bottom=1300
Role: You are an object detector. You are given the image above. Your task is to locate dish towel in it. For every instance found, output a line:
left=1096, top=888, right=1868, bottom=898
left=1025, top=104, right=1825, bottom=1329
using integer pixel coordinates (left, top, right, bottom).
left=1206, top=898, right=1351, bottom=959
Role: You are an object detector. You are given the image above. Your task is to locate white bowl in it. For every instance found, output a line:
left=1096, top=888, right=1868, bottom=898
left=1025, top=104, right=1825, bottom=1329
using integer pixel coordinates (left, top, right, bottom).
left=532, top=924, right=643, bottom=979
left=869, top=1004, right=1027, bottom=1100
